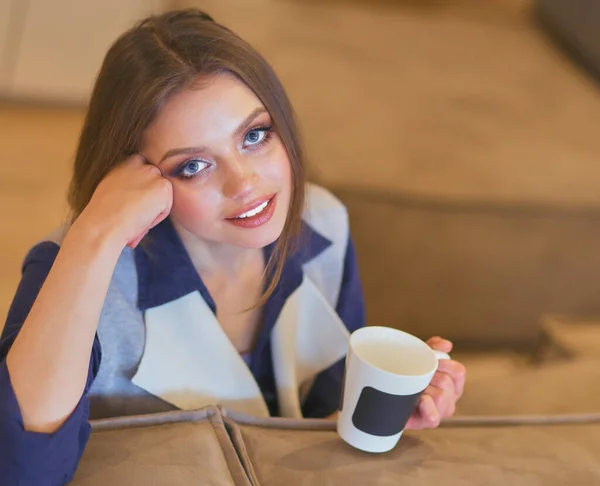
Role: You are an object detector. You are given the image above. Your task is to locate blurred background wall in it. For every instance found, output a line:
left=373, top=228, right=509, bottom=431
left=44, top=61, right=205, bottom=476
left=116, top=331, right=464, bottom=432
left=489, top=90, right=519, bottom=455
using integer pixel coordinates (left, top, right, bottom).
left=0, top=0, right=165, bottom=102
left=1, top=0, right=600, bottom=351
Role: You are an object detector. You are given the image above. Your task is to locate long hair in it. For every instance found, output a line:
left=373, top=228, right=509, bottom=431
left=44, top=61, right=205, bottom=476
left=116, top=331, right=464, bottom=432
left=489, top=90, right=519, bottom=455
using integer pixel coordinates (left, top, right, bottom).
left=68, top=9, right=306, bottom=302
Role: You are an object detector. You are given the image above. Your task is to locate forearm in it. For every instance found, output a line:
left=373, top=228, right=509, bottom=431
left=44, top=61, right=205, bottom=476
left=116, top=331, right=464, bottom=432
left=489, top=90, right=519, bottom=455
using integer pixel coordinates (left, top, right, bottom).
left=6, top=222, right=122, bottom=433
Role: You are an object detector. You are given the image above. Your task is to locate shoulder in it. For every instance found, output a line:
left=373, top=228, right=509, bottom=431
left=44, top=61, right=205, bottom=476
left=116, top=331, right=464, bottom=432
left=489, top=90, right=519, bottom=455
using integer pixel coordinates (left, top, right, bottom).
left=20, top=224, right=70, bottom=268
left=299, top=184, right=350, bottom=308
left=302, top=183, right=349, bottom=248
left=20, top=225, right=137, bottom=300
left=303, top=183, right=348, bottom=220
left=2, top=228, right=68, bottom=337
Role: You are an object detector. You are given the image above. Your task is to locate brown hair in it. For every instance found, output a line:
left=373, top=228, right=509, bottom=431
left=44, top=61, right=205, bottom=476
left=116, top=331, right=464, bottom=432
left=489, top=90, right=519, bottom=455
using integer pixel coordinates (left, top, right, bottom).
left=68, top=8, right=305, bottom=303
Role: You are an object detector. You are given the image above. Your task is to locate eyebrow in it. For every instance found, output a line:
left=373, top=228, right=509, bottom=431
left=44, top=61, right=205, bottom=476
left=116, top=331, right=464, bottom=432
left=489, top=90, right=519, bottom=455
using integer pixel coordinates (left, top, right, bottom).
left=158, top=107, right=268, bottom=164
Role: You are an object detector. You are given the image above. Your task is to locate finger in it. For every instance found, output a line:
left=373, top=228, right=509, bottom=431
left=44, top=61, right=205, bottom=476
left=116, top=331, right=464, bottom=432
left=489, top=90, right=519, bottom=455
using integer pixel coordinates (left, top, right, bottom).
left=405, top=394, right=442, bottom=430
left=130, top=192, right=172, bottom=248
left=128, top=213, right=166, bottom=249
left=127, top=154, right=165, bottom=180
left=417, top=394, right=441, bottom=429
left=127, top=230, right=148, bottom=249
left=423, top=385, right=457, bottom=419
left=137, top=152, right=167, bottom=176
left=123, top=153, right=147, bottom=167
left=436, top=360, right=466, bottom=397
left=127, top=238, right=142, bottom=250
left=429, top=370, right=456, bottom=396
left=148, top=208, right=170, bottom=231
left=426, top=336, right=453, bottom=353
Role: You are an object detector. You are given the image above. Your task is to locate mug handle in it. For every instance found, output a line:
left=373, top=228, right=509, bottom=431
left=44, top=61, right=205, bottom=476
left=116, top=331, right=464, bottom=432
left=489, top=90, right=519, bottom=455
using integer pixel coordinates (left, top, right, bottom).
left=432, top=349, right=451, bottom=360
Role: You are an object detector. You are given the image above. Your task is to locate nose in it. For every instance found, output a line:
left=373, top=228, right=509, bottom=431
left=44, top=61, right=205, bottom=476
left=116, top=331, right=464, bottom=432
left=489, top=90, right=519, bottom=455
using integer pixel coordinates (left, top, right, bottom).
left=221, top=155, right=259, bottom=200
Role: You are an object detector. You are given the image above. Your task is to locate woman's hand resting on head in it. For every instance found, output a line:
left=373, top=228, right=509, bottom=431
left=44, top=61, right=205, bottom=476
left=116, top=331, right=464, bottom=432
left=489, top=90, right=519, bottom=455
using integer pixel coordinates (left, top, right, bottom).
left=404, top=336, right=466, bottom=430
left=76, top=154, right=173, bottom=250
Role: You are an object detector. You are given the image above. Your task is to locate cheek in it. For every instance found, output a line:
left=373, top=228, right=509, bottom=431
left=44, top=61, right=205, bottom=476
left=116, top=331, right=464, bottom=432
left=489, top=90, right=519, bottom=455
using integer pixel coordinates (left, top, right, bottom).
left=264, top=150, right=293, bottom=217
left=259, top=144, right=293, bottom=190
left=169, top=184, right=219, bottom=227
left=277, top=155, right=293, bottom=204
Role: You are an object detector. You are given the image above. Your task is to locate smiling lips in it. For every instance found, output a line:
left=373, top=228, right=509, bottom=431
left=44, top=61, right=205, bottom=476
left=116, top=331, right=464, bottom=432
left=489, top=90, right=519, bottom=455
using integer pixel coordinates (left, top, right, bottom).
left=225, top=194, right=277, bottom=228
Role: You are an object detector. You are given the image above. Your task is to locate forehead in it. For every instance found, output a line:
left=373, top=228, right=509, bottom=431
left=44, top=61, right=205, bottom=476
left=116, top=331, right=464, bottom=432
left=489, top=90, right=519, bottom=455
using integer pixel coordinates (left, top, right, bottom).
left=143, top=73, right=265, bottom=150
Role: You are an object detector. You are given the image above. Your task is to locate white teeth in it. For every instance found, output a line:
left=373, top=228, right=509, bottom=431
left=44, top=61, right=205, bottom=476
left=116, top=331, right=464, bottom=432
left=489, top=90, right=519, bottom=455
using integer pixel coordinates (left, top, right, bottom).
left=237, top=200, right=269, bottom=219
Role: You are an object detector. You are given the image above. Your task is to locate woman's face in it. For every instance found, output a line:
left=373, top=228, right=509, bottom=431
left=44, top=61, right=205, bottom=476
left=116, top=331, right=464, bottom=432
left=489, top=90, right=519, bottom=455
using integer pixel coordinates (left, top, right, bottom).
left=141, top=73, right=292, bottom=250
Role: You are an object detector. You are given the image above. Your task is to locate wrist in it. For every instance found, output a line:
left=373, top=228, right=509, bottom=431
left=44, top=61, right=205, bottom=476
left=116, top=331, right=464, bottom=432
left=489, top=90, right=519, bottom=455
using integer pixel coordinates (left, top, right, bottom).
left=65, top=214, right=126, bottom=258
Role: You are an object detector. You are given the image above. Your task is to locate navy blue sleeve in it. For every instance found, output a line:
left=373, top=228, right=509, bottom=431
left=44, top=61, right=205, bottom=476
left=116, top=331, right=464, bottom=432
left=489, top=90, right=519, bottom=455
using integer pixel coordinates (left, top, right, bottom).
left=302, top=236, right=366, bottom=418
left=0, top=242, right=102, bottom=485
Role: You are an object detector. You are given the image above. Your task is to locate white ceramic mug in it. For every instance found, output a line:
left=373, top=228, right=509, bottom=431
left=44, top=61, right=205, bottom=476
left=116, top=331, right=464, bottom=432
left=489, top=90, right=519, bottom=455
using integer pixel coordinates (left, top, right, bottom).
left=337, top=326, right=450, bottom=453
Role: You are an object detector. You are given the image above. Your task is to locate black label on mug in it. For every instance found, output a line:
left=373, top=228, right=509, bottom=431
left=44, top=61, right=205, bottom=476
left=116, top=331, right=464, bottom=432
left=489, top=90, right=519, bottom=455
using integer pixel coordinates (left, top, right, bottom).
left=351, top=387, right=423, bottom=437
left=339, top=365, right=346, bottom=412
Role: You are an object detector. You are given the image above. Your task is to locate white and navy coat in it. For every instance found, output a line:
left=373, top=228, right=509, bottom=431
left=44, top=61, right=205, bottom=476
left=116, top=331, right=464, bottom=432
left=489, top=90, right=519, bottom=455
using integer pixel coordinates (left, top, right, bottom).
left=0, top=184, right=365, bottom=484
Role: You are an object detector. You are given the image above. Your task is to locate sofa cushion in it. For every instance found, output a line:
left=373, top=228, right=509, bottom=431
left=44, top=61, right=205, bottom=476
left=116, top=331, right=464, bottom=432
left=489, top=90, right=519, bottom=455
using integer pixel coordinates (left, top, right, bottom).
left=74, top=406, right=600, bottom=486
left=238, top=418, right=600, bottom=486
left=73, top=409, right=252, bottom=486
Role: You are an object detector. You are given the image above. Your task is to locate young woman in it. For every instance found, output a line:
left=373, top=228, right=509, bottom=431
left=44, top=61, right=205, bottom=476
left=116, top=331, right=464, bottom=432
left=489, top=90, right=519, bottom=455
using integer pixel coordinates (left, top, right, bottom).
left=0, top=9, right=465, bottom=484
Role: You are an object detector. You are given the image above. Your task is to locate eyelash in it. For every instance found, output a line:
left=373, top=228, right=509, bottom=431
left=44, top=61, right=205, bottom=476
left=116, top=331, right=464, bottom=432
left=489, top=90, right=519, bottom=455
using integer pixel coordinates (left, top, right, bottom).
left=174, top=125, right=274, bottom=180
left=243, top=125, right=273, bottom=150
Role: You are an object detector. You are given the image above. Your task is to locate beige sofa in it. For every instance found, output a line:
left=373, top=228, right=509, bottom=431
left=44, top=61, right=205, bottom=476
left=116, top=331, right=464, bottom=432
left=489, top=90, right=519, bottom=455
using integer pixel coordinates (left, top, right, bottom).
left=2, top=1, right=599, bottom=350
left=72, top=406, right=600, bottom=485
left=3, top=3, right=600, bottom=479
left=537, top=0, right=600, bottom=80
left=71, top=316, right=600, bottom=484
left=167, top=0, right=600, bottom=350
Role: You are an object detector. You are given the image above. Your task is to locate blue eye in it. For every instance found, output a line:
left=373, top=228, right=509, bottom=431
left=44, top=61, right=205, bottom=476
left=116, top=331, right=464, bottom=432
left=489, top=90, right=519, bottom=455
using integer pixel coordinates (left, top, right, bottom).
left=243, top=126, right=273, bottom=148
left=178, top=159, right=209, bottom=178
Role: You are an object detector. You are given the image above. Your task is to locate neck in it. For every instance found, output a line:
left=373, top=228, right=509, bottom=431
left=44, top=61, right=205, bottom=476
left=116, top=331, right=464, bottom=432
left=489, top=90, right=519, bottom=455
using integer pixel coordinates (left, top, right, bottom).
left=172, top=222, right=263, bottom=278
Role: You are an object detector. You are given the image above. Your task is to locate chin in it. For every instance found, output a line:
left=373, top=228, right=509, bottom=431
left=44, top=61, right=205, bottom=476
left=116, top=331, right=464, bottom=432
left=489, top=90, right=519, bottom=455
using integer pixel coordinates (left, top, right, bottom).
left=226, top=219, right=286, bottom=249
